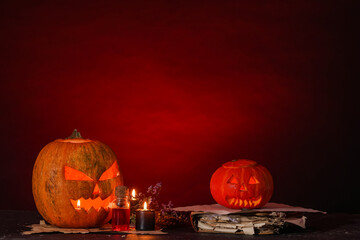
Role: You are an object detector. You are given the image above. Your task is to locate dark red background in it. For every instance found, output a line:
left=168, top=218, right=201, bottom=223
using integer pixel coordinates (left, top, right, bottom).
left=0, top=1, right=356, bottom=212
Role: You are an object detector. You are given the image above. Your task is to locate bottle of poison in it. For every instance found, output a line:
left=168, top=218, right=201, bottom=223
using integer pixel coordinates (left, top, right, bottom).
left=111, top=186, right=130, bottom=231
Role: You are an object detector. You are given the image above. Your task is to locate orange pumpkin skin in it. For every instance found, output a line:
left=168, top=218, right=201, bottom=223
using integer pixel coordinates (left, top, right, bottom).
left=32, top=130, right=123, bottom=228
left=210, top=159, right=273, bottom=209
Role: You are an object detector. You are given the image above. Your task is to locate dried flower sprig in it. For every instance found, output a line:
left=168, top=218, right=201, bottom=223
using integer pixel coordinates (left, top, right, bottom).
left=130, top=182, right=189, bottom=228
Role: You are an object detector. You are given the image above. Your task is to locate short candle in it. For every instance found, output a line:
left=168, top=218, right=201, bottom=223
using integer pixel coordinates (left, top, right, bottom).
left=75, top=200, right=81, bottom=210
left=136, top=202, right=155, bottom=231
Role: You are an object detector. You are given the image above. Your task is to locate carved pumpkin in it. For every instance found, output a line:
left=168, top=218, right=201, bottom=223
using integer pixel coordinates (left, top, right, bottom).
left=32, top=129, right=123, bottom=228
left=210, top=159, right=273, bottom=209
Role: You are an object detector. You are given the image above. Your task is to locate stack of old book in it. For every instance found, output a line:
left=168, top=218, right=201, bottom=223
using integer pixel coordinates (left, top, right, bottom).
left=174, top=203, right=325, bottom=235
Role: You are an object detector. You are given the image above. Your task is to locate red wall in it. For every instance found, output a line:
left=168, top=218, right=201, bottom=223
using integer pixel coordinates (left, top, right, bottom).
left=0, top=1, right=356, bottom=212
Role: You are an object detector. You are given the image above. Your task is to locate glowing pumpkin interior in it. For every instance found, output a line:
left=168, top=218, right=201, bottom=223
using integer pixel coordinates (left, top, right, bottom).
left=225, top=174, right=263, bottom=208
left=65, top=161, right=120, bottom=211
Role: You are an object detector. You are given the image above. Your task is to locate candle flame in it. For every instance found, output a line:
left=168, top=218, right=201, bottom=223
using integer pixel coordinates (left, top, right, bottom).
left=132, top=189, right=136, bottom=198
left=77, top=199, right=81, bottom=209
left=144, top=201, right=147, bottom=210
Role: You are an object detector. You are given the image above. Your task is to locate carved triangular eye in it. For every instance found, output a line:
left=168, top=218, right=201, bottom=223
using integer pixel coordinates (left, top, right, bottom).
left=227, top=175, right=240, bottom=184
left=65, top=166, right=93, bottom=181
left=99, top=161, right=120, bottom=181
left=249, top=176, right=260, bottom=184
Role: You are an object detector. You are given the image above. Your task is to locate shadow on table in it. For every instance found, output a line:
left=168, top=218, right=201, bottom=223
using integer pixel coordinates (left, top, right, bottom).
left=304, top=212, right=358, bottom=232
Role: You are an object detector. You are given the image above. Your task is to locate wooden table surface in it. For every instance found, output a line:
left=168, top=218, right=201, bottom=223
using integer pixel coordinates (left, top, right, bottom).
left=1, top=210, right=359, bottom=239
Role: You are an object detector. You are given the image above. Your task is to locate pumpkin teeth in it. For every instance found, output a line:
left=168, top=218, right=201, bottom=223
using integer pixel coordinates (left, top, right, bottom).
left=225, top=196, right=262, bottom=208
left=227, top=197, right=235, bottom=205
left=70, top=195, right=113, bottom=212
left=252, top=196, right=262, bottom=206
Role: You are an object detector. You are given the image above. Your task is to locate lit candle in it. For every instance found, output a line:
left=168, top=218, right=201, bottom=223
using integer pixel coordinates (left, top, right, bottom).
left=130, top=189, right=139, bottom=216
left=76, top=200, right=81, bottom=210
left=135, top=202, right=155, bottom=231
left=131, top=189, right=136, bottom=200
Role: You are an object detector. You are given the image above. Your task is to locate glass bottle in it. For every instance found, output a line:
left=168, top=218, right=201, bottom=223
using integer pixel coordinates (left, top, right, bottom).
left=111, top=186, right=130, bottom=231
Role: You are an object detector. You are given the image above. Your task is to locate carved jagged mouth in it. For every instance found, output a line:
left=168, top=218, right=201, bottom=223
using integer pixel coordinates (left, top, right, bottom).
left=226, top=196, right=262, bottom=208
left=70, top=195, right=113, bottom=212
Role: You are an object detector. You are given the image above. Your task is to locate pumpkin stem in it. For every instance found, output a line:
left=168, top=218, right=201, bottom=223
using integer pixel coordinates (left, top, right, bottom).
left=66, top=129, right=83, bottom=139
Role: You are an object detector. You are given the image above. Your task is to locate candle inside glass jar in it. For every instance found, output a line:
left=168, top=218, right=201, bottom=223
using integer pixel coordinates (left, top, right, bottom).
left=136, top=202, right=155, bottom=231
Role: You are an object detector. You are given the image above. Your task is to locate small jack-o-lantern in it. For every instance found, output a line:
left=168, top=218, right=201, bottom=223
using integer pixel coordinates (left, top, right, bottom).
left=32, top=129, right=123, bottom=228
left=210, top=159, right=273, bottom=209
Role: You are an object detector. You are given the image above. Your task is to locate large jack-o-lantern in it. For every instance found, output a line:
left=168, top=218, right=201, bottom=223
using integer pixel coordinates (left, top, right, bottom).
left=210, top=159, right=273, bottom=209
left=32, top=129, right=123, bottom=228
